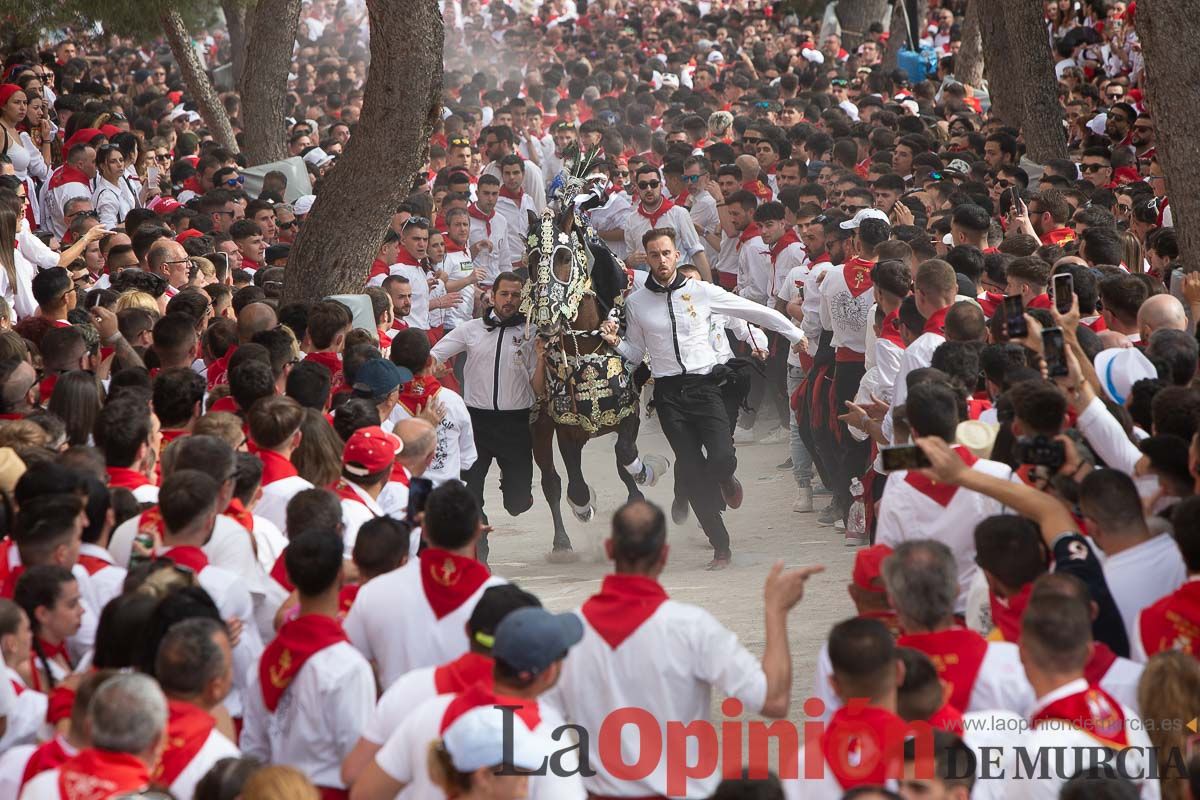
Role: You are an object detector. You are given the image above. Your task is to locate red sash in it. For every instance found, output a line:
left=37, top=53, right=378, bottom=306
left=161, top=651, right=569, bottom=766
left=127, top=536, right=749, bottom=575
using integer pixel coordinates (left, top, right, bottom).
left=106, top=466, right=153, bottom=491
left=819, top=701, right=906, bottom=789
left=989, top=584, right=1033, bottom=642
left=897, top=628, right=988, bottom=712
left=57, top=749, right=150, bottom=800
left=397, top=376, right=442, bottom=415
left=903, top=446, right=978, bottom=507
left=20, top=736, right=72, bottom=789
left=433, top=651, right=495, bottom=694
left=159, top=545, right=209, bottom=575
left=259, top=614, right=348, bottom=711
left=439, top=682, right=540, bottom=733
left=636, top=198, right=676, bottom=228
left=154, top=700, right=217, bottom=785
left=581, top=574, right=669, bottom=649
left=1031, top=685, right=1129, bottom=748
left=922, top=305, right=950, bottom=335
left=253, top=445, right=300, bottom=486
left=1084, top=642, right=1119, bottom=687
left=305, top=351, right=344, bottom=387
left=420, top=547, right=491, bottom=619
left=1139, top=580, right=1200, bottom=658
left=842, top=257, right=874, bottom=298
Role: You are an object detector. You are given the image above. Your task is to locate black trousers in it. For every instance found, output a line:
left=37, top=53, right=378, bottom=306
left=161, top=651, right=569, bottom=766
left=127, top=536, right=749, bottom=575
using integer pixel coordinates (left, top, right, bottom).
left=655, top=373, right=735, bottom=556
left=826, top=360, right=871, bottom=513
left=674, top=359, right=751, bottom=503
left=461, top=408, right=535, bottom=525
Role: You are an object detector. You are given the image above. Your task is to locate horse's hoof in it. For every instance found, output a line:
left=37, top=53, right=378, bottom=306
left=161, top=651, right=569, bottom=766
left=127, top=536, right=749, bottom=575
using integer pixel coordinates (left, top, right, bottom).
left=569, top=487, right=597, bottom=522
left=546, top=548, right=580, bottom=564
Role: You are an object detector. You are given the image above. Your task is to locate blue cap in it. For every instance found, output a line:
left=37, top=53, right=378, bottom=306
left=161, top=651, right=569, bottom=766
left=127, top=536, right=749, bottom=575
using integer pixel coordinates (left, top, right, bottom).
left=352, top=358, right=412, bottom=400
left=492, top=606, right=583, bottom=677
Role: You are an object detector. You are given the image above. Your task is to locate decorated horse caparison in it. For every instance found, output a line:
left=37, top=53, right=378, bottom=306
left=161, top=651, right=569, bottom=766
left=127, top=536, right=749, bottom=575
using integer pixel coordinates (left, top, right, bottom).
left=520, top=149, right=669, bottom=559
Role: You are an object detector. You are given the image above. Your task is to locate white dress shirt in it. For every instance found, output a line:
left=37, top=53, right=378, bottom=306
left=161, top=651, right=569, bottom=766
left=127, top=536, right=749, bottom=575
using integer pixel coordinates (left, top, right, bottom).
left=468, top=210, right=511, bottom=282
left=1100, top=533, right=1186, bottom=642
left=430, top=318, right=537, bottom=410
left=91, top=175, right=136, bottom=228
left=255, top=475, right=316, bottom=534
left=624, top=204, right=705, bottom=264
left=387, top=387, right=476, bottom=484
left=169, top=726, right=240, bottom=800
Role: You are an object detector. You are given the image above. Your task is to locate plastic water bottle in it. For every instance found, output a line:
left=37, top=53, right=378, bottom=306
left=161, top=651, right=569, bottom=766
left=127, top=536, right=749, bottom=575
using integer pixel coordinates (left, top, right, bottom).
left=845, top=478, right=867, bottom=547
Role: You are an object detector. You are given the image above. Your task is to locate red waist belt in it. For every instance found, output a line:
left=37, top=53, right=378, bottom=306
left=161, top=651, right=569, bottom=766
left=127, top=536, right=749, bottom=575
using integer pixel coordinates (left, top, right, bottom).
left=835, top=347, right=866, bottom=363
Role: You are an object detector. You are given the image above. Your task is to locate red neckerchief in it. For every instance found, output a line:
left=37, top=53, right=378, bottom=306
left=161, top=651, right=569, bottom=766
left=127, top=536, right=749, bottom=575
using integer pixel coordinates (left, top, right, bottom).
left=581, top=574, right=669, bottom=649
left=368, top=258, right=390, bottom=279
left=897, top=627, right=989, bottom=712
left=37, top=636, right=70, bottom=663
left=106, top=466, right=152, bottom=491
left=440, top=682, right=540, bottom=733
left=904, top=445, right=979, bottom=507
left=769, top=229, right=802, bottom=264
left=304, top=351, right=344, bottom=386
left=989, top=583, right=1033, bottom=642
left=393, top=247, right=422, bottom=267
left=1041, top=227, right=1076, bottom=246
left=419, top=547, right=491, bottom=620
left=468, top=204, right=495, bottom=235
left=878, top=309, right=906, bottom=348
left=1082, top=315, right=1108, bottom=332
left=270, top=548, right=294, bottom=592
left=223, top=498, right=254, bottom=533
left=673, top=188, right=690, bottom=208
left=1139, top=580, right=1200, bottom=659
left=158, top=545, right=209, bottom=575
left=819, top=701, right=907, bottom=789
left=1027, top=293, right=1052, bottom=310
left=1031, top=684, right=1129, bottom=748
left=76, top=552, right=113, bottom=576
left=1084, top=641, right=1119, bottom=687
left=977, top=291, right=1003, bottom=318
left=928, top=701, right=965, bottom=734
left=20, top=735, right=73, bottom=790
left=181, top=176, right=204, bottom=195
left=206, top=344, right=237, bottom=390
left=160, top=429, right=188, bottom=455
left=333, top=479, right=376, bottom=513
left=922, top=304, right=951, bottom=335
left=338, top=583, right=358, bottom=618
left=37, top=374, right=58, bottom=404
left=392, top=318, right=410, bottom=332
left=742, top=180, right=772, bottom=202
left=57, top=749, right=150, bottom=800
left=810, top=252, right=831, bottom=265
left=208, top=395, right=239, bottom=415
left=499, top=185, right=524, bottom=203
left=433, top=652, right=495, bottom=694
left=259, top=614, right=349, bottom=712
left=842, top=256, right=875, bottom=298
left=153, top=700, right=217, bottom=785
left=397, top=375, right=442, bottom=414
left=636, top=197, right=676, bottom=227
left=444, top=237, right=466, bottom=254
left=378, top=327, right=393, bottom=350
left=46, top=164, right=91, bottom=192
left=967, top=397, right=992, bottom=420
left=737, top=222, right=763, bottom=248
left=252, top=445, right=299, bottom=485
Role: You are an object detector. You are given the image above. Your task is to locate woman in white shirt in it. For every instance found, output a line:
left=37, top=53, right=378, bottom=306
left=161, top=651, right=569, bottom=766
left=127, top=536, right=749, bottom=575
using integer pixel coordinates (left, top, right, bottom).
left=0, top=203, right=35, bottom=322
left=92, top=144, right=136, bottom=229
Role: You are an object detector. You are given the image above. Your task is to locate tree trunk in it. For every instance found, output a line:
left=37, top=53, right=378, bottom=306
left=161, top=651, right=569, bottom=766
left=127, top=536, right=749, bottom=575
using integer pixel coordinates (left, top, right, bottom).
left=223, top=0, right=250, bottom=89
left=956, top=0, right=984, bottom=88
left=978, top=0, right=1019, bottom=125
left=1000, top=0, right=1067, bottom=162
left=160, top=8, right=239, bottom=154
left=1139, top=0, right=1200, bottom=276
left=884, top=0, right=927, bottom=71
left=283, top=0, right=443, bottom=303
left=239, top=0, right=302, bottom=166
left=836, top=0, right=889, bottom=51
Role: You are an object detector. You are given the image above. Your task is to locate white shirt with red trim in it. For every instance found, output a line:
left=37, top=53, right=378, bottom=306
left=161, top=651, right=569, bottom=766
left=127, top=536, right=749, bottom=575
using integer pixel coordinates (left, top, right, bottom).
left=342, top=558, right=506, bottom=689
left=0, top=667, right=45, bottom=752
left=817, top=263, right=874, bottom=355
left=387, top=388, right=476, bottom=486
left=876, top=455, right=1020, bottom=612
left=75, top=543, right=126, bottom=613
left=254, top=475, right=316, bottom=535
left=240, top=641, right=374, bottom=791
left=883, top=326, right=947, bottom=443
left=468, top=210, right=511, bottom=282
left=168, top=726, right=240, bottom=800
left=337, top=480, right=384, bottom=558
left=495, top=191, right=538, bottom=272
left=1101, top=533, right=1186, bottom=643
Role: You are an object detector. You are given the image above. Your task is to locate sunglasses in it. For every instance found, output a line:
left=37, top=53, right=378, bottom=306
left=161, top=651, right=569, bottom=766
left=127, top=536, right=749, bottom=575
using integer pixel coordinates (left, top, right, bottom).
left=403, top=216, right=431, bottom=228
left=993, top=179, right=1012, bottom=189
left=682, top=174, right=701, bottom=183
left=637, top=180, right=661, bottom=190
left=224, top=176, right=245, bottom=186
left=277, top=219, right=296, bottom=229
left=1106, top=92, right=1124, bottom=99
left=1080, top=163, right=1108, bottom=173
left=742, top=137, right=763, bottom=145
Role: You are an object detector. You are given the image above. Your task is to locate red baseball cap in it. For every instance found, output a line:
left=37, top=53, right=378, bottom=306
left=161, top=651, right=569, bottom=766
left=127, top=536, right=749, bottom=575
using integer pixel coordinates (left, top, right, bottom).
left=149, top=196, right=182, bottom=214
left=98, top=124, right=122, bottom=138
left=852, top=544, right=894, bottom=593
left=343, top=426, right=403, bottom=476
left=175, top=229, right=203, bottom=244
left=64, top=128, right=104, bottom=151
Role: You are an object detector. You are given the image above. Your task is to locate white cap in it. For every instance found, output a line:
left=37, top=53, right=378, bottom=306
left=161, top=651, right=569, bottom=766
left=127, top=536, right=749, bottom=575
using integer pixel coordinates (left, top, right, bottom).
left=443, top=705, right=548, bottom=773
left=1095, top=347, right=1157, bottom=405
left=941, top=232, right=955, bottom=246
left=293, top=194, right=317, bottom=216
left=164, top=107, right=187, bottom=122
left=1087, top=113, right=1108, bottom=136
left=801, top=47, right=825, bottom=64
left=839, top=207, right=891, bottom=230
left=707, top=51, right=724, bottom=64
left=302, top=147, right=334, bottom=168
left=945, top=158, right=972, bottom=175
left=186, top=111, right=201, bottom=123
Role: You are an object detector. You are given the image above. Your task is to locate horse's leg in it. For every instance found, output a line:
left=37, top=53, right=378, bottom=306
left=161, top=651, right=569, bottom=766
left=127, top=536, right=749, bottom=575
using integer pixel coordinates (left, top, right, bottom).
left=558, top=428, right=594, bottom=522
left=532, top=412, right=572, bottom=554
left=615, top=415, right=643, bottom=503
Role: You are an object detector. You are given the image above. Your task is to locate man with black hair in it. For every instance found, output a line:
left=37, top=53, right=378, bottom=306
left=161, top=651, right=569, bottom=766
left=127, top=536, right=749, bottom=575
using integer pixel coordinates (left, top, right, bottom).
left=30, top=268, right=76, bottom=327
left=37, top=327, right=92, bottom=404
left=494, top=154, right=537, bottom=268
left=302, top=299, right=352, bottom=386
left=152, top=367, right=205, bottom=451
left=624, top=164, right=707, bottom=271
left=153, top=618, right=239, bottom=799
left=151, top=313, right=199, bottom=372
left=467, top=175, right=511, bottom=282
left=244, top=529, right=373, bottom=796
left=344, top=481, right=506, bottom=688
left=1079, top=225, right=1125, bottom=269
left=220, top=359, right=275, bottom=416
left=96, top=395, right=160, bottom=503
left=249, top=396, right=314, bottom=534
left=286, top=359, right=333, bottom=412
left=479, top=124, right=546, bottom=211
left=899, top=730, right=977, bottom=800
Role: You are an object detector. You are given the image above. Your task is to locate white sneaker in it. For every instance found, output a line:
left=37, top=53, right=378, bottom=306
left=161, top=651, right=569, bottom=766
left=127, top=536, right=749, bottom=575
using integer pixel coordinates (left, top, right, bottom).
left=733, top=426, right=758, bottom=445
left=758, top=427, right=790, bottom=445
left=793, top=486, right=814, bottom=513
left=637, top=454, right=671, bottom=487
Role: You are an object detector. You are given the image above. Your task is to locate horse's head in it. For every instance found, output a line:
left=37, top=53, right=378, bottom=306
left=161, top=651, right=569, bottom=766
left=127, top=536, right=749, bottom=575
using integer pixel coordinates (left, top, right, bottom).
left=520, top=208, right=592, bottom=338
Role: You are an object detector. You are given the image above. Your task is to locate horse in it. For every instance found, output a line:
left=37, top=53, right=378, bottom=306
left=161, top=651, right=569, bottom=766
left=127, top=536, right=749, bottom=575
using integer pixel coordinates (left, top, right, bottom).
left=521, top=196, right=668, bottom=560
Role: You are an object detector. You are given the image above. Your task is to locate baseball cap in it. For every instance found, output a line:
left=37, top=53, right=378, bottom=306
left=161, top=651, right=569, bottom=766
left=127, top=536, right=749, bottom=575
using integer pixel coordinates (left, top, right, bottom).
left=64, top=128, right=103, bottom=151
left=468, top=584, right=542, bottom=650
left=148, top=196, right=182, bottom=214
left=491, top=606, right=583, bottom=679
left=303, top=146, right=335, bottom=168
left=343, top=425, right=403, bottom=476
left=1094, top=347, right=1157, bottom=405
left=852, top=544, right=893, bottom=593
left=443, top=704, right=548, bottom=773
left=839, top=207, right=890, bottom=230
left=265, top=244, right=291, bottom=264
left=352, top=359, right=413, bottom=401
left=164, top=106, right=187, bottom=122
left=293, top=195, right=316, bottom=216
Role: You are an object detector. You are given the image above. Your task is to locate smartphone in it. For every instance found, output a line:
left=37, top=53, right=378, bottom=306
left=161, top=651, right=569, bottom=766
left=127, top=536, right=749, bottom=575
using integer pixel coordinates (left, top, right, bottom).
left=881, top=445, right=932, bottom=472
left=1053, top=273, right=1074, bottom=315
left=1003, top=294, right=1027, bottom=339
left=406, top=477, right=434, bottom=524
left=147, top=166, right=160, bottom=187
left=1042, top=327, right=1069, bottom=378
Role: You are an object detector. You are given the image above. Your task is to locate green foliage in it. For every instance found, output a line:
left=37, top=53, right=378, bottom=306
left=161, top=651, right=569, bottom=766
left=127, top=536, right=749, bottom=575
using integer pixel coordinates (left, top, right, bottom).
left=0, top=0, right=223, bottom=51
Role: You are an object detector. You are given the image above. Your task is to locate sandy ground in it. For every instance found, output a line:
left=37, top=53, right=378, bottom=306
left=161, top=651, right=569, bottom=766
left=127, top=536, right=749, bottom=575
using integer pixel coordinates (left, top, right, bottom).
left=478, top=411, right=856, bottom=720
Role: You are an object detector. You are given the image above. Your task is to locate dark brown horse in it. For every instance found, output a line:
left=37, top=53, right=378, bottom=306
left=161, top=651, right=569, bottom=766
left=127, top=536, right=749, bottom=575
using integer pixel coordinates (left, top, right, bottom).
left=523, top=206, right=665, bottom=559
